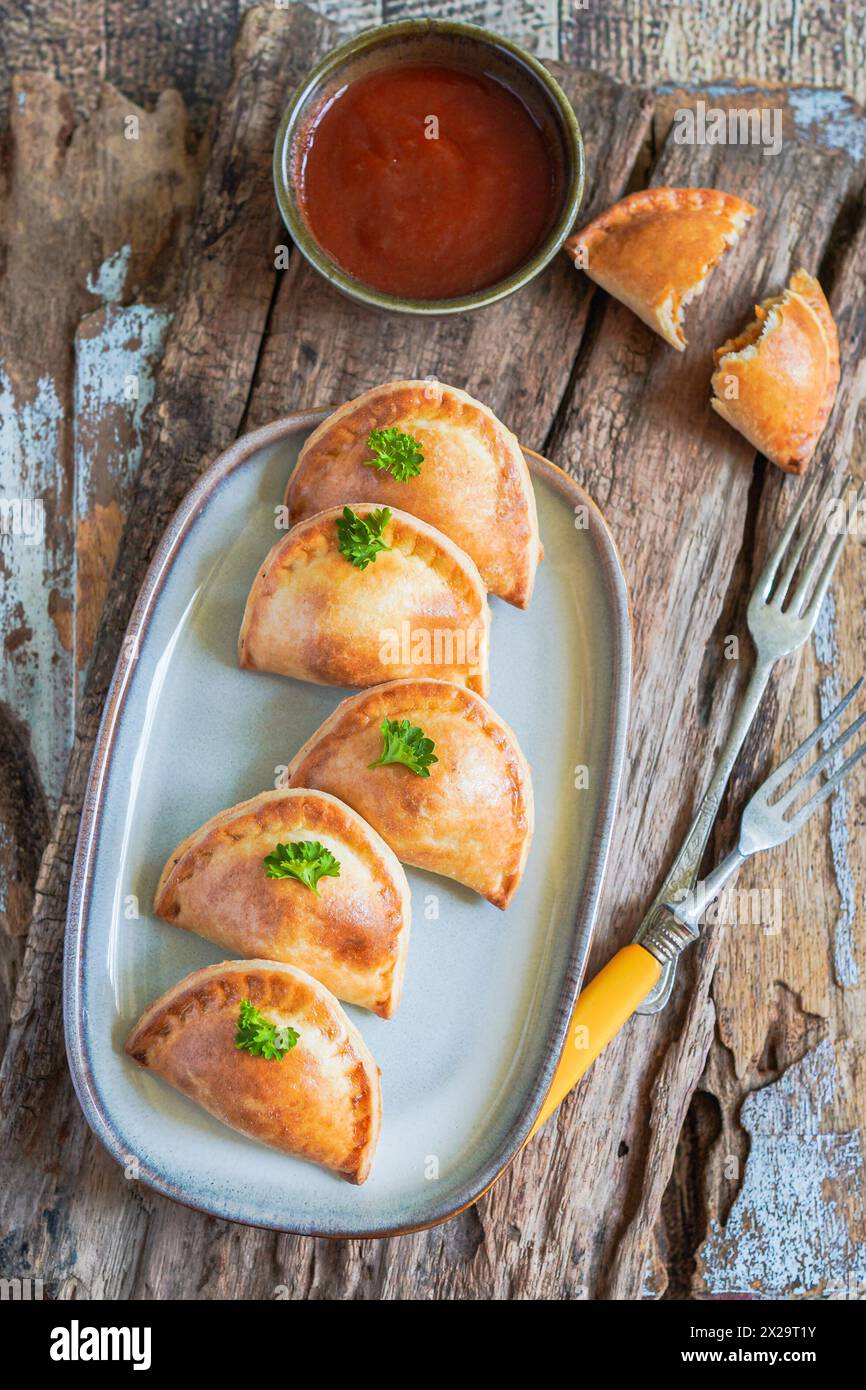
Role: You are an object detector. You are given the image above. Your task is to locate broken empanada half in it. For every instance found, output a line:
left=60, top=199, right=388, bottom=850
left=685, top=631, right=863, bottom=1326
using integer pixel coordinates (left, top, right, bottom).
left=154, top=789, right=411, bottom=1017
left=287, top=678, right=533, bottom=909
left=239, top=504, right=490, bottom=696
left=285, top=380, right=541, bottom=608
left=126, top=960, right=381, bottom=1183
left=710, top=268, right=840, bottom=474
left=566, top=187, right=757, bottom=349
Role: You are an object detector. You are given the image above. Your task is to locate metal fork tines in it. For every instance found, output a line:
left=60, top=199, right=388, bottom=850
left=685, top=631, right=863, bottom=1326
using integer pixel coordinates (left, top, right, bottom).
left=634, top=471, right=864, bottom=1013
left=740, top=676, right=866, bottom=853
left=655, top=679, right=866, bottom=944
left=748, top=472, right=864, bottom=658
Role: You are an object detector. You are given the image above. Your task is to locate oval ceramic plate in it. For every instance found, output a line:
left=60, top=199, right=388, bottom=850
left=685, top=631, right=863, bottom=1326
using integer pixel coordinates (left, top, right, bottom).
left=64, top=409, right=630, bottom=1237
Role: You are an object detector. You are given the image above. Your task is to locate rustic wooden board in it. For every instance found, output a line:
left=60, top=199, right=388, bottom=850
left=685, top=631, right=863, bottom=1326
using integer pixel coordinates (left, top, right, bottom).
left=4, top=2, right=864, bottom=127
left=0, top=2, right=333, bottom=1297
left=560, top=3, right=866, bottom=108
left=550, top=129, right=865, bottom=1303
left=688, top=213, right=866, bottom=1299
left=2, top=0, right=866, bottom=1299
left=0, top=73, right=201, bottom=1050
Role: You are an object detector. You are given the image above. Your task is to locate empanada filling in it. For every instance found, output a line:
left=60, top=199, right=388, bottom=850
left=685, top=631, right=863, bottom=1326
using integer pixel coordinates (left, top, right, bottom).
left=714, top=294, right=785, bottom=365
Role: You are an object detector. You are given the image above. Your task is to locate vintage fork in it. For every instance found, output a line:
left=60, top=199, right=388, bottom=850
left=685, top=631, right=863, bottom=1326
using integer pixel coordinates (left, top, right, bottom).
left=530, top=678, right=866, bottom=1133
left=633, top=472, right=864, bottom=1015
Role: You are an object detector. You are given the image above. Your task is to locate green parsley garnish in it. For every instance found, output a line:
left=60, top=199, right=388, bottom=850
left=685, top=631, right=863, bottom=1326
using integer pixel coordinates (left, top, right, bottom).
left=364, top=427, right=424, bottom=482
left=368, top=717, right=438, bottom=777
left=235, top=998, right=299, bottom=1061
left=263, top=840, right=341, bottom=895
left=336, top=505, right=392, bottom=570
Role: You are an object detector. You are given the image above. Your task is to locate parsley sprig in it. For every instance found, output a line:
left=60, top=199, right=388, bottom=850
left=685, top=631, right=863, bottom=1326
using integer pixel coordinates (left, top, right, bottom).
left=336, top=505, right=392, bottom=570
left=263, top=840, right=341, bottom=895
left=368, top=717, right=438, bottom=777
left=235, top=998, right=299, bottom=1061
left=365, top=427, right=424, bottom=482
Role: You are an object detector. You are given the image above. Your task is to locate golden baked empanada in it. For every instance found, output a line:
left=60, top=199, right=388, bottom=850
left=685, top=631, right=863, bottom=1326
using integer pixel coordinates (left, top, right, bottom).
left=155, top=789, right=411, bottom=1017
left=126, top=960, right=381, bottom=1183
left=285, top=381, right=541, bottom=608
left=711, top=268, right=839, bottom=474
left=287, top=678, right=533, bottom=909
left=239, top=504, right=490, bottom=696
left=566, top=187, right=757, bottom=349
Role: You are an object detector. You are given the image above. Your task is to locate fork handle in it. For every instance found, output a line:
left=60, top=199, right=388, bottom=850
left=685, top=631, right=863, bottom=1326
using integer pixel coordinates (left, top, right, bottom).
left=634, top=653, right=774, bottom=1014
left=529, top=945, right=662, bottom=1137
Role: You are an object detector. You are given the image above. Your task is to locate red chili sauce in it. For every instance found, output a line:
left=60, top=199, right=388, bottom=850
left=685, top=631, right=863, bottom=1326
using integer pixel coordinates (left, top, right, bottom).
left=297, top=64, right=562, bottom=300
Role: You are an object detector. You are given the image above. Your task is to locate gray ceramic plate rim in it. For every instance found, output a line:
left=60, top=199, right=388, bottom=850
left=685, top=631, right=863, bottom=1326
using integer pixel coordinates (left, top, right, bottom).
left=63, top=408, right=631, bottom=1238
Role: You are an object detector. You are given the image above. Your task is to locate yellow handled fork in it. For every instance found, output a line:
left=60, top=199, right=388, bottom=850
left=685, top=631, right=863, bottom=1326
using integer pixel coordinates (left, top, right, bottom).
left=531, top=676, right=866, bottom=1136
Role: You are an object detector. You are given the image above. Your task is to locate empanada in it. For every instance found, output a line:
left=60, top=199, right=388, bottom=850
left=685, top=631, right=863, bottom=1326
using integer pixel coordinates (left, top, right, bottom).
left=287, top=678, right=533, bottom=909
left=711, top=268, right=839, bottom=473
left=239, top=504, right=490, bottom=695
left=126, top=960, right=381, bottom=1183
left=285, top=381, right=541, bottom=608
left=155, top=789, right=411, bottom=1017
left=566, top=187, right=757, bottom=349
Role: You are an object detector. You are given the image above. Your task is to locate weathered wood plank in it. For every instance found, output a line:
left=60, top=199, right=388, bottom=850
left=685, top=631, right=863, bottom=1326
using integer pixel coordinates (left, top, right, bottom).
left=562, top=2, right=866, bottom=108
left=687, top=207, right=866, bottom=1297
left=0, top=2, right=334, bottom=1296
left=541, top=127, right=861, bottom=1300
left=652, top=84, right=866, bottom=167
left=0, top=77, right=200, bottom=800
left=699, top=1039, right=866, bottom=1296
left=6, top=0, right=866, bottom=133
left=628, top=80, right=866, bottom=1297
left=0, top=706, right=49, bottom=1056
left=0, top=74, right=200, bottom=1045
left=0, top=0, right=240, bottom=134
left=2, top=0, right=866, bottom=1302
left=73, top=303, right=172, bottom=699
left=380, top=0, right=560, bottom=56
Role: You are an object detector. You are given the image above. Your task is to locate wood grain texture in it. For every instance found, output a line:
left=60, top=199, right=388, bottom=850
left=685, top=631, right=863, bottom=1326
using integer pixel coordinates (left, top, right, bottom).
left=0, top=0, right=240, bottom=133
left=688, top=208, right=866, bottom=1297
left=561, top=1, right=866, bottom=106
left=0, top=703, right=49, bottom=1055
left=0, top=73, right=201, bottom=1046
left=0, top=77, right=199, bottom=809
left=0, top=2, right=334, bottom=1297
left=546, top=121, right=862, bottom=1301
left=2, top=0, right=866, bottom=1301
left=5, top=2, right=865, bottom=126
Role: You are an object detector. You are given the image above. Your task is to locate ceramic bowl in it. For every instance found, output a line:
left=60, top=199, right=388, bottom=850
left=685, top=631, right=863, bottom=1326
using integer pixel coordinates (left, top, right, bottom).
left=273, top=19, right=585, bottom=316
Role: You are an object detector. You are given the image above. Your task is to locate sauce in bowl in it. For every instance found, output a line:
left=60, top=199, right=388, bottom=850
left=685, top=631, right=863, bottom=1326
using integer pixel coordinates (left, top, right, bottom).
left=296, top=63, right=563, bottom=301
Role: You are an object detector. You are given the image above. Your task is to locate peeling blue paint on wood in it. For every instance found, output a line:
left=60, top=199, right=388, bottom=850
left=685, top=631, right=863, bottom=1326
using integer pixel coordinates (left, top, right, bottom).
left=0, top=822, right=10, bottom=914
left=73, top=302, right=171, bottom=699
left=788, top=88, right=866, bottom=164
left=74, top=306, right=170, bottom=457
left=1, top=251, right=169, bottom=806
left=656, top=82, right=866, bottom=163
left=85, top=245, right=132, bottom=306
left=701, top=1041, right=866, bottom=1295
left=0, top=368, right=67, bottom=808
